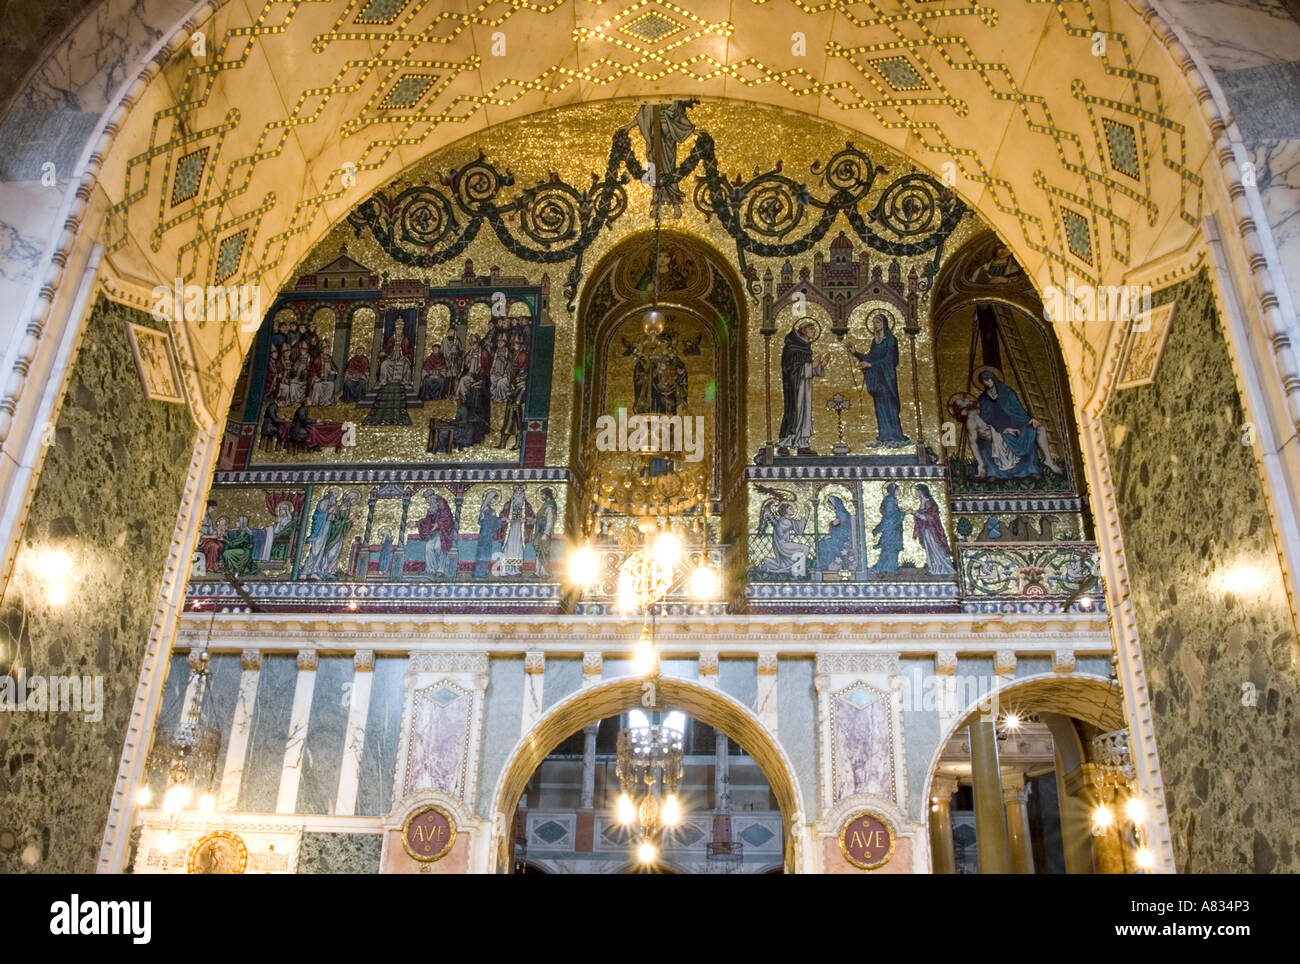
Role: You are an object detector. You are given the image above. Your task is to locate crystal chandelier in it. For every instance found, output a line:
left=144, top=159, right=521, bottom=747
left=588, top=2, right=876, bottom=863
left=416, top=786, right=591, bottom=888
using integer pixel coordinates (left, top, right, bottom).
left=614, top=713, right=685, bottom=866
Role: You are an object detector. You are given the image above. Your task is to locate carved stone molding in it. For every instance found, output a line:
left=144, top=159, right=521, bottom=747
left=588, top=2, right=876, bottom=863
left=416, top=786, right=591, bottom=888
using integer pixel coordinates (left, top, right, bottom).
left=407, top=651, right=490, bottom=675
left=354, top=650, right=375, bottom=672
left=296, top=650, right=318, bottom=671
left=524, top=651, right=545, bottom=675
left=1053, top=648, right=1077, bottom=674
left=815, top=652, right=900, bottom=676
left=240, top=649, right=262, bottom=671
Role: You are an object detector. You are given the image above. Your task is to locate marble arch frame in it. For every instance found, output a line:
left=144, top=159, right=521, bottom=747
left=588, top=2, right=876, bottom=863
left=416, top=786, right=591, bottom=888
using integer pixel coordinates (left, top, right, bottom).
left=917, top=671, right=1124, bottom=872
left=0, top=0, right=1294, bottom=876
left=485, top=674, right=809, bottom=875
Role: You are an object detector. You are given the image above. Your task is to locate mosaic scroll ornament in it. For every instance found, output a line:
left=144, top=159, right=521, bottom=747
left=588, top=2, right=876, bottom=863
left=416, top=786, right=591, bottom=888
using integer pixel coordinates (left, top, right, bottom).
left=348, top=104, right=966, bottom=308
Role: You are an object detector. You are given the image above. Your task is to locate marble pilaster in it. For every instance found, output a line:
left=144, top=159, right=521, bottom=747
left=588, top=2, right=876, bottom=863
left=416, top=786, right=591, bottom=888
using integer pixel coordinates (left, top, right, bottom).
left=336, top=651, right=375, bottom=817
left=1002, top=770, right=1035, bottom=875
left=276, top=651, right=319, bottom=814
left=522, top=651, right=545, bottom=736
left=218, top=650, right=262, bottom=809
left=756, top=655, right=779, bottom=734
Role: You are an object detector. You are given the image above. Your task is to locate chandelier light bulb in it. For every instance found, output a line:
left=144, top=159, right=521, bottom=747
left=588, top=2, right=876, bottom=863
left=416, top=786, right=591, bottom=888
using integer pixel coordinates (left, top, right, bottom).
left=1001, top=710, right=1021, bottom=732
left=616, top=793, right=635, bottom=826
left=637, top=841, right=658, bottom=864
left=633, top=632, right=658, bottom=676
left=653, top=531, right=681, bottom=568
left=1125, top=796, right=1145, bottom=826
left=198, top=793, right=216, bottom=813
left=156, top=834, right=178, bottom=854
left=1135, top=847, right=1155, bottom=870
left=662, top=793, right=681, bottom=827
left=567, top=544, right=599, bottom=588
left=135, top=787, right=152, bottom=806
left=1091, top=803, right=1113, bottom=831
left=690, top=564, right=719, bottom=600
left=162, top=784, right=191, bottom=815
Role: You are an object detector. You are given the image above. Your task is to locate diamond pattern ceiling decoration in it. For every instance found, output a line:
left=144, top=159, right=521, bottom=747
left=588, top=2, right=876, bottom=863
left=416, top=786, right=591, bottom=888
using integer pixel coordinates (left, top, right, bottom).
left=90, top=0, right=1214, bottom=412
left=621, top=10, right=686, bottom=44
left=382, top=74, right=437, bottom=109
left=871, top=56, right=929, bottom=91
left=1102, top=118, right=1141, bottom=181
left=170, top=147, right=208, bottom=207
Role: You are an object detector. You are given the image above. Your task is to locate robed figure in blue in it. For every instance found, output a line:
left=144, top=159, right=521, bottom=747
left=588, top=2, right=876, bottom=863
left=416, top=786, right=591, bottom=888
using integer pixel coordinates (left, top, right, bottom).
left=851, top=313, right=910, bottom=446
left=815, top=494, right=856, bottom=572
left=870, top=482, right=905, bottom=574
left=973, top=369, right=1064, bottom=479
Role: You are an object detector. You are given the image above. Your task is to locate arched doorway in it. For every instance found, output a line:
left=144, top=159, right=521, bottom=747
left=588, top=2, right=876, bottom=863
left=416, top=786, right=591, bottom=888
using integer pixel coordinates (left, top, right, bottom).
left=509, top=709, right=781, bottom=874
left=489, top=676, right=807, bottom=874
left=921, top=673, right=1134, bottom=874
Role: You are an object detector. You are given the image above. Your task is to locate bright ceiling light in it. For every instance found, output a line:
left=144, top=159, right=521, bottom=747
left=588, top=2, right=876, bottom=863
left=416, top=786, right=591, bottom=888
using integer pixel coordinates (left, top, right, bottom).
left=162, top=785, right=191, bottom=815
left=689, top=564, right=719, bottom=600
left=567, top=544, right=599, bottom=588
left=616, top=793, right=635, bottom=826
left=1125, top=796, right=1145, bottom=826
left=1135, top=847, right=1155, bottom=870
left=662, top=794, right=681, bottom=827
left=652, top=531, right=680, bottom=568
left=637, top=841, right=658, bottom=864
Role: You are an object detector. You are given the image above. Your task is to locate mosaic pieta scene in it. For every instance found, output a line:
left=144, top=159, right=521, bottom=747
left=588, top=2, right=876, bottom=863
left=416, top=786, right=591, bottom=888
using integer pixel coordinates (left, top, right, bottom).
left=2, top=0, right=1299, bottom=902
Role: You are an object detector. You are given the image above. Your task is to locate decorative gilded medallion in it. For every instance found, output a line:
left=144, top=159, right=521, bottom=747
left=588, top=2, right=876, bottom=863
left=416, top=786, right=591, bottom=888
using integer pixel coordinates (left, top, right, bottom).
left=187, top=830, right=248, bottom=874
left=838, top=811, right=896, bottom=870
left=402, top=805, right=457, bottom=863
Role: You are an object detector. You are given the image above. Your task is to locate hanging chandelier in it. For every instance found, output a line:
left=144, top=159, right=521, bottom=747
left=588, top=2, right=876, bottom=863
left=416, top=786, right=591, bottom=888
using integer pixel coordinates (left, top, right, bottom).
left=614, top=714, right=685, bottom=866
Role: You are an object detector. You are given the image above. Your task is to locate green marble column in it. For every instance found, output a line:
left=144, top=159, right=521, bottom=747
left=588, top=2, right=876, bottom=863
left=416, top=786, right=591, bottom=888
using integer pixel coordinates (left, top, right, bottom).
left=969, top=719, right=1012, bottom=874
left=928, top=774, right=958, bottom=874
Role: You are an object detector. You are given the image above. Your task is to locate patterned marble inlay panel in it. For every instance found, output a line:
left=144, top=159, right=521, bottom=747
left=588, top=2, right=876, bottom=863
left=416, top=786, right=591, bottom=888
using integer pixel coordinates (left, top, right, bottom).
left=1102, top=269, right=1300, bottom=873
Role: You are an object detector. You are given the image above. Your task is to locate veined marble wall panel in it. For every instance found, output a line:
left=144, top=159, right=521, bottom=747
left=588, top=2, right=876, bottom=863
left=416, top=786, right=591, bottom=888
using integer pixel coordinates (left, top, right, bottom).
left=718, top=658, right=758, bottom=711
left=1075, top=657, right=1110, bottom=679
left=900, top=658, right=943, bottom=821
left=541, top=658, right=582, bottom=711
left=1103, top=269, right=1300, bottom=873
left=1014, top=656, right=1053, bottom=679
left=296, top=656, right=353, bottom=815
left=297, top=831, right=383, bottom=874
left=475, top=657, right=523, bottom=817
left=237, top=655, right=296, bottom=813
left=355, top=656, right=406, bottom=817
left=776, top=659, right=817, bottom=816
left=204, top=653, right=243, bottom=791
left=660, top=659, right=698, bottom=681
left=0, top=295, right=194, bottom=874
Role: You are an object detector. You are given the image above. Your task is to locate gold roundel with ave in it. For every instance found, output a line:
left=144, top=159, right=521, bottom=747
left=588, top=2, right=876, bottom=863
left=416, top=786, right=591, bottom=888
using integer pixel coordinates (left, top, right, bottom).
left=838, top=811, right=896, bottom=871
left=187, top=830, right=248, bottom=874
left=402, top=805, right=457, bottom=863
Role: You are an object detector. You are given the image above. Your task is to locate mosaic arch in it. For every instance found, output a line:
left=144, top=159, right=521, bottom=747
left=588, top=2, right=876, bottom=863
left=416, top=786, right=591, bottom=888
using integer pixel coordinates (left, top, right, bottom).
left=11, top=0, right=1297, bottom=450
left=487, top=675, right=807, bottom=873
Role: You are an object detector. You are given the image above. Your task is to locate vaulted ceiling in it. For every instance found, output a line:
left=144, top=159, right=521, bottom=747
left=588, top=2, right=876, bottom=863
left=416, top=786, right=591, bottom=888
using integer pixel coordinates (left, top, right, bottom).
left=82, top=0, right=1218, bottom=414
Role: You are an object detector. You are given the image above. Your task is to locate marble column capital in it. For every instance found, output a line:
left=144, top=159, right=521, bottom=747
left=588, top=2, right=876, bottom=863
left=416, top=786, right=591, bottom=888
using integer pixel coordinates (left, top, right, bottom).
left=757, top=654, right=778, bottom=675
left=582, top=652, right=602, bottom=676
left=353, top=650, right=375, bottom=672
left=296, top=650, right=319, bottom=671
left=930, top=774, right=960, bottom=801
left=187, top=649, right=210, bottom=674
left=524, top=651, right=545, bottom=674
